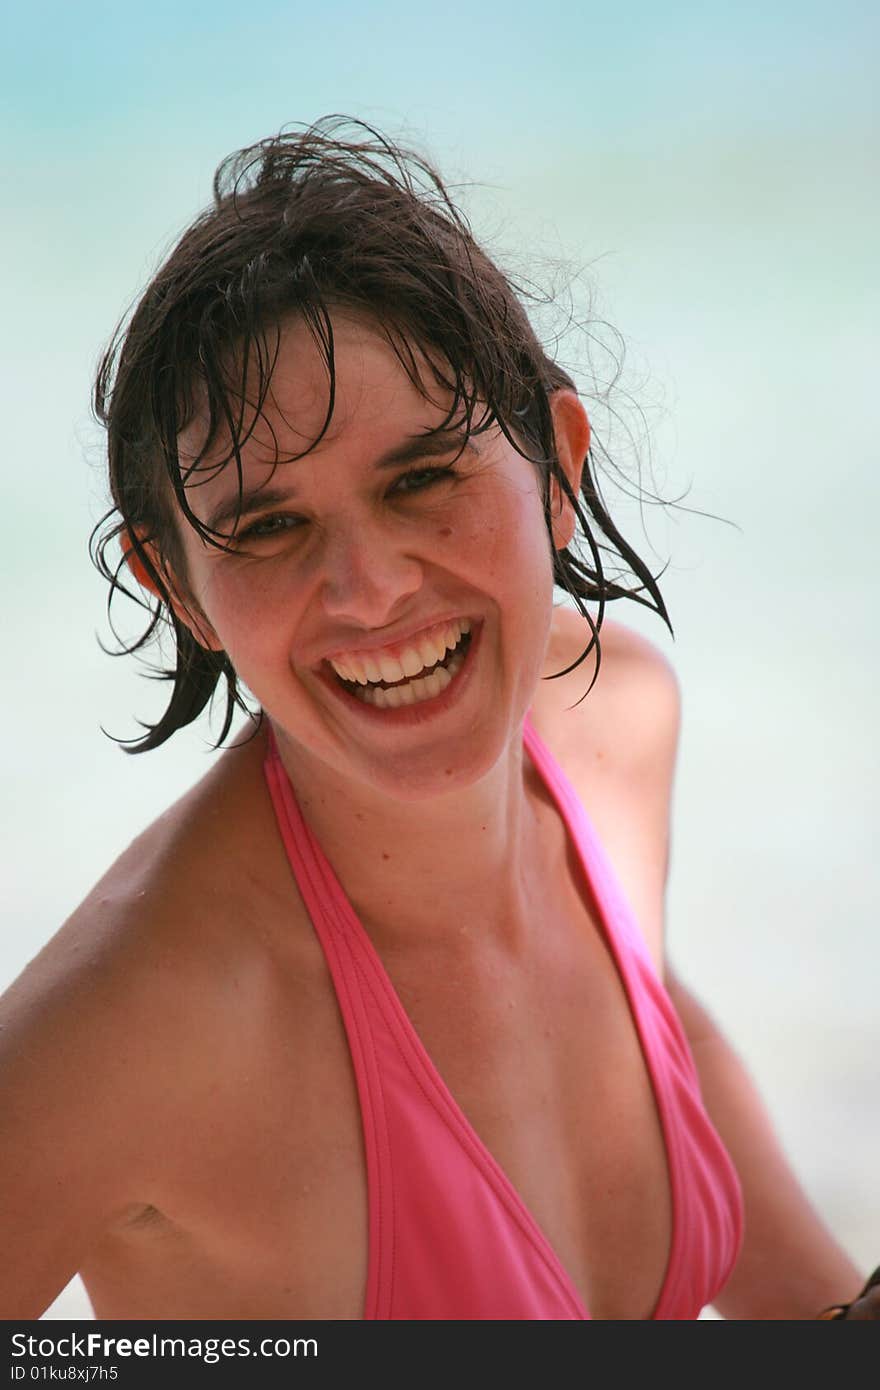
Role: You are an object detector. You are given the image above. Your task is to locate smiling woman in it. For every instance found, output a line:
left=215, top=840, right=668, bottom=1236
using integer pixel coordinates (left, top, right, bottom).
left=139, top=312, right=595, bottom=801
left=1, top=116, right=873, bottom=1323
left=93, top=117, right=664, bottom=756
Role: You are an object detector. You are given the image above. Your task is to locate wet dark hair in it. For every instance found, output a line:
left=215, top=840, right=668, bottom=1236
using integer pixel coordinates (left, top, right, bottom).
left=91, top=115, right=671, bottom=752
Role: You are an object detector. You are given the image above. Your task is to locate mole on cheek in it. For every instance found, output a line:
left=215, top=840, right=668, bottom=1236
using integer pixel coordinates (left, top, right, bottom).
left=437, top=526, right=453, bottom=538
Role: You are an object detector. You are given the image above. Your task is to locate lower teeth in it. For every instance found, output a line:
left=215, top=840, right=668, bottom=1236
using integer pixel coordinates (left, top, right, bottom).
left=351, top=647, right=466, bottom=708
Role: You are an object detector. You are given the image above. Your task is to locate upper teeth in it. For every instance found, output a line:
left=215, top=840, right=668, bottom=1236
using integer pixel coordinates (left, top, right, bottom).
left=328, top=618, right=470, bottom=686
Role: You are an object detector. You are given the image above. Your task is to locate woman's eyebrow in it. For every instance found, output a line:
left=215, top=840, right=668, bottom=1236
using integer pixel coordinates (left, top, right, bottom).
left=204, top=430, right=477, bottom=533
left=374, top=429, right=477, bottom=470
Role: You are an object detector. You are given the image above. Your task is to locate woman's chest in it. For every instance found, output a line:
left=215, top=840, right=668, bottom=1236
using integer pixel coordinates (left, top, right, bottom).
left=87, top=867, right=673, bottom=1320
left=370, top=884, right=674, bottom=1318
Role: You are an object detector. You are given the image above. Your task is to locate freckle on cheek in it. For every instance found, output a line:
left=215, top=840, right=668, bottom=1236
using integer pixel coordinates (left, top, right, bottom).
left=437, top=526, right=452, bottom=538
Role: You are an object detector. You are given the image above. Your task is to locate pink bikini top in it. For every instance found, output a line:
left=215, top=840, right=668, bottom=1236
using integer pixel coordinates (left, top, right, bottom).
left=263, top=715, right=744, bottom=1319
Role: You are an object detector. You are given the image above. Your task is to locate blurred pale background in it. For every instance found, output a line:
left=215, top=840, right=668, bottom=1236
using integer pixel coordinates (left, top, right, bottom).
left=2, top=0, right=876, bottom=1317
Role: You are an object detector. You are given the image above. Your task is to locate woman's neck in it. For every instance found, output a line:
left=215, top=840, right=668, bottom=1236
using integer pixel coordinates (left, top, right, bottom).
left=272, top=718, right=561, bottom=952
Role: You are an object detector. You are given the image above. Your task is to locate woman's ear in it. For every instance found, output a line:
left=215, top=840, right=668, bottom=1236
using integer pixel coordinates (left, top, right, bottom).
left=548, top=390, right=591, bottom=550
left=122, top=531, right=163, bottom=600
left=122, top=527, right=222, bottom=652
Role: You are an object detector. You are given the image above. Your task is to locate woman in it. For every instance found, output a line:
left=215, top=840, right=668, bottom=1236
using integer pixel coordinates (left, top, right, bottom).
left=2, top=119, right=874, bottom=1321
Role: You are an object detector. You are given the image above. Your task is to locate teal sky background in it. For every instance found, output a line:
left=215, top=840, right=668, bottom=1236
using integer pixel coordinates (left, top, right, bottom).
left=3, top=1, right=878, bottom=1313
left=5, top=0, right=877, bottom=139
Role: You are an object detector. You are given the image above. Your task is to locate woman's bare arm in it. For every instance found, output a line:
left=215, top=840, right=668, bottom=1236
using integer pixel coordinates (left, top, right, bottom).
left=544, top=608, right=870, bottom=1319
left=0, top=916, right=145, bottom=1316
left=0, top=836, right=207, bottom=1318
left=666, top=972, right=865, bottom=1318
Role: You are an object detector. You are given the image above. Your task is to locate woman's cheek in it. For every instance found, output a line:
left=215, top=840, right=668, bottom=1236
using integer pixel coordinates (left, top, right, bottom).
left=203, top=566, right=290, bottom=665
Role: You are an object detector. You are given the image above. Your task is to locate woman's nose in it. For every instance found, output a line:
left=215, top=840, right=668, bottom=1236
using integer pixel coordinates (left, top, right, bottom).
left=317, top=519, right=424, bottom=625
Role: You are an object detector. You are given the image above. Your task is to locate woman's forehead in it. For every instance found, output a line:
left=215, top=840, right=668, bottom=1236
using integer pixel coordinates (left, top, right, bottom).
left=177, top=312, right=454, bottom=476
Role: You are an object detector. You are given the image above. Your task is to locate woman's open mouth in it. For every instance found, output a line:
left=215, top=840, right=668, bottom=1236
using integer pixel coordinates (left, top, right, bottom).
left=325, top=619, right=474, bottom=709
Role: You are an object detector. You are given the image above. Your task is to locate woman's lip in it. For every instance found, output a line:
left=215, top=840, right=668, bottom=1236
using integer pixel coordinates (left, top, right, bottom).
left=317, top=622, right=482, bottom=724
left=320, top=614, right=474, bottom=668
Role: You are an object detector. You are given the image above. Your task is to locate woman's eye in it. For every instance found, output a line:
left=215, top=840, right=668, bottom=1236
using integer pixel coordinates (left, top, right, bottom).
left=238, top=514, right=303, bottom=541
left=393, top=466, right=457, bottom=494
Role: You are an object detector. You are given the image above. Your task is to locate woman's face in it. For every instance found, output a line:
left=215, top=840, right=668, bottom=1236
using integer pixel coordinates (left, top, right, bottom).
left=171, top=314, right=580, bottom=801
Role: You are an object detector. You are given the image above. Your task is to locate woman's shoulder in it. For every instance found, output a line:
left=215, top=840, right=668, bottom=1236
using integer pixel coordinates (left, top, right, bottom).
left=530, top=606, right=681, bottom=971
left=0, top=728, right=309, bottom=1315
left=0, top=726, right=297, bottom=1103
left=533, top=604, right=681, bottom=774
